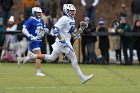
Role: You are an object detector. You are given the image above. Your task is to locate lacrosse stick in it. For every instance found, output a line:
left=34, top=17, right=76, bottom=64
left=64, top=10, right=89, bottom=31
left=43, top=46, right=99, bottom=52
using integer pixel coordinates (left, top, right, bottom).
left=73, top=21, right=88, bottom=42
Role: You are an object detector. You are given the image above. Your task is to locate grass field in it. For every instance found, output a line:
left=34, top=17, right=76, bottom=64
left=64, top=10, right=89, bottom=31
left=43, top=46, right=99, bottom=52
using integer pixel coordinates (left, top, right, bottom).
left=0, top=63, right=140, bottom=93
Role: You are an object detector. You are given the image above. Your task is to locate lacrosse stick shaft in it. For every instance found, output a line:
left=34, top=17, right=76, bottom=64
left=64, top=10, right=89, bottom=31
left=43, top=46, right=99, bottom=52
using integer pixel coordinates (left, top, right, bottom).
left=65, top=43, right=74, bottom=52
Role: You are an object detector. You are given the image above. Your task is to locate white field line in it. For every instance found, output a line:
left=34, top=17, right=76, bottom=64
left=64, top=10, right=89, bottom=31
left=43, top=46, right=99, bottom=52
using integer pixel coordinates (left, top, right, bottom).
left=5, top=86, right=69, bottom=90
left=5, top=86, right=140, bottom=90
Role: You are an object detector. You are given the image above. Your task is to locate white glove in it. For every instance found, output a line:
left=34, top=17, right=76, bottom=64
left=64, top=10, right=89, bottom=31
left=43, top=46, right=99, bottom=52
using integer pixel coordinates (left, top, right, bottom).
left=44, top=27, right=49, bottom=33
left=59, top=39, right=67, bottom=47
left=59, top=39, right=74, bottom=52
left=28, top=35, right=39, bottom=41
left=31, top=36, right=39, bottom=41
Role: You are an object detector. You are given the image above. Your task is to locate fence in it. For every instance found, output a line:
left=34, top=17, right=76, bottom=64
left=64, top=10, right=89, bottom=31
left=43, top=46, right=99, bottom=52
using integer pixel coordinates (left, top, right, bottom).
left=0, top=31, right=140, bottom=63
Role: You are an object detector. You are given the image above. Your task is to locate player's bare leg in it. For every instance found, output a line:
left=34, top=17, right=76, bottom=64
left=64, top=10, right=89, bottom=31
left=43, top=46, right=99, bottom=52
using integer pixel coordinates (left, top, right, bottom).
left=29, top=51, right=59, bottom=61
left=26, top=50, right=93, bottom=83
left=33, top=50, right=45, bottom=76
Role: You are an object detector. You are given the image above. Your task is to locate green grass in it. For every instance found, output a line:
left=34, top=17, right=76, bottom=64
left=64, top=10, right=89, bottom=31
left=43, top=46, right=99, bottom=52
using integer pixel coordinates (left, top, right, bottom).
left=0, top=63, right=140, bottom=93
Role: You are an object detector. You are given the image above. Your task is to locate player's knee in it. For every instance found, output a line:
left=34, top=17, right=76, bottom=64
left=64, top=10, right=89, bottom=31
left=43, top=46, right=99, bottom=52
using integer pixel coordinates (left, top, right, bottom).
left=71, top=59, right=78, bottom=65
left=70, top=57, right=77, bottom=62
left=45, top=55, right=57, bottom=62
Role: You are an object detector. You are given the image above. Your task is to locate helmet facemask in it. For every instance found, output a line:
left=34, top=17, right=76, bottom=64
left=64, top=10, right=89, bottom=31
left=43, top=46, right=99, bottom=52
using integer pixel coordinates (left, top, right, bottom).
left=32, top=7, right=42, bottom=19
left=33, top=12, right=41, bottom=19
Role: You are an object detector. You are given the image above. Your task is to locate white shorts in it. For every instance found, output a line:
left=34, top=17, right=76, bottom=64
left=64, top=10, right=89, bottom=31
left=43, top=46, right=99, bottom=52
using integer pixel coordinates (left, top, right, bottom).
left=52, top=41, right=74, bottom=54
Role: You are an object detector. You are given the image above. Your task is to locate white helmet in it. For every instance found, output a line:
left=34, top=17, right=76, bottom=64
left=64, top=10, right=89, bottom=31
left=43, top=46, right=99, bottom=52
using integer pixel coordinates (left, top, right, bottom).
left=63, top=4, right=76, bottom=18
left=32, top=7, right=42, bottom=18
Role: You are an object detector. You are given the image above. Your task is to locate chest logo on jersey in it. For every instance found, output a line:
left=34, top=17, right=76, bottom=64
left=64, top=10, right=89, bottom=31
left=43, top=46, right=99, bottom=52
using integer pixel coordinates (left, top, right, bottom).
left=35, top=23, right=45, bottom=38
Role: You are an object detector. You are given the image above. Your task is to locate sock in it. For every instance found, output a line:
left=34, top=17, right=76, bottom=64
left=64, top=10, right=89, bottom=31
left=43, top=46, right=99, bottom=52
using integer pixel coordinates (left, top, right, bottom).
left=33, top=54, right=37, bottom=59
left=36, top=69, right=41, bottom=73
left=66, top=53, right=85, bottom=81
left=71, top=62, right=85, bottom=80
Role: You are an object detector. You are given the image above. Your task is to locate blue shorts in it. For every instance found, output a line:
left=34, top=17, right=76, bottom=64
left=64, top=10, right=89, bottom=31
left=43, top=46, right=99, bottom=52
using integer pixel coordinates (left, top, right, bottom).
left=29, top=41, right=42, bottom=52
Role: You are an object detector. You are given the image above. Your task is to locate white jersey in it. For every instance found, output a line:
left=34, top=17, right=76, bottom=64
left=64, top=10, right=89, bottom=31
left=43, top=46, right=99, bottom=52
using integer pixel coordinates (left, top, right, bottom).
left=54, top=15, right=75, bottom=44
left=52, top=16, right=75, bottom=54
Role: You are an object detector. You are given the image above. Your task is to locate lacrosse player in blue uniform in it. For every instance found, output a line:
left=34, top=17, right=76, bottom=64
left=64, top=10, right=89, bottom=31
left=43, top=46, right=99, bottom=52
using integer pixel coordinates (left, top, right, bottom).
left=17, top=7, right=49, bottom=76
left=19, top=4, right=93, bottom=83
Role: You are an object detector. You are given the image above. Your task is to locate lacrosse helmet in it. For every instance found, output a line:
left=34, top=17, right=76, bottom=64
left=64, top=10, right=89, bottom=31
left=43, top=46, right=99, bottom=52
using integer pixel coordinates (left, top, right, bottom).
left=63, top=4, right=76, bottom=19
left=32, top=7, right=42, bottom=19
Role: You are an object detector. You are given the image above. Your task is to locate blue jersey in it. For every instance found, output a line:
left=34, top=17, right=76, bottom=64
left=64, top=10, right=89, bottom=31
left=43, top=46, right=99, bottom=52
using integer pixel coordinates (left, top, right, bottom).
left=23, top=17, right=46, bottom=39
left=23, top=17, right=46, bottom=52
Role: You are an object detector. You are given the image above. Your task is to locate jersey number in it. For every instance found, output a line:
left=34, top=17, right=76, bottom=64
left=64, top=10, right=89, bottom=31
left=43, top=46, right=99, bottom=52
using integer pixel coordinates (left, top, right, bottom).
left=68, top=26, right=74, bottom=34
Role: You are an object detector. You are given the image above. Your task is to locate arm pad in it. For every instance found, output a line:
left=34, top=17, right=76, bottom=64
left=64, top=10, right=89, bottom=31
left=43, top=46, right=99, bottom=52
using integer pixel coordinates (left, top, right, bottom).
left=53, top=27, right=60, bottom=37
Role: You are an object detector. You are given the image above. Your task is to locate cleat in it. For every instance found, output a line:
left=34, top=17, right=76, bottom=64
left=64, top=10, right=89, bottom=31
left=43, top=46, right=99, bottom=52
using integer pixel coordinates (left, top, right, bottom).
left=22, top=57, right=30, bottom=64
left=36, top=72, right=46, bottom=77
left=81, top=74, right=94, bottom=84
left=27, top=52, right=37, bottom=60
left=17, top=57, right=23, bottom=68
left=22, top=52, right=37, bottom=64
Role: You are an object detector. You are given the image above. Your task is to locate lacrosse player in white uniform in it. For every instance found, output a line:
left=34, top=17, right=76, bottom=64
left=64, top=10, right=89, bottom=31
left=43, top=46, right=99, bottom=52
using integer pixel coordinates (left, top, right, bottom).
left=19, top=4, right=93, bottom=84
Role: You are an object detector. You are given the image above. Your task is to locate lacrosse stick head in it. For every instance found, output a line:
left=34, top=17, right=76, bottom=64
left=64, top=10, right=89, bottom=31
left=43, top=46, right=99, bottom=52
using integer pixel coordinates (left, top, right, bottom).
left=77, top=21, right=88, bottom=34
left=80, top=21, right=88, bottom=30
left=73, top=21, right=88, bottom=42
